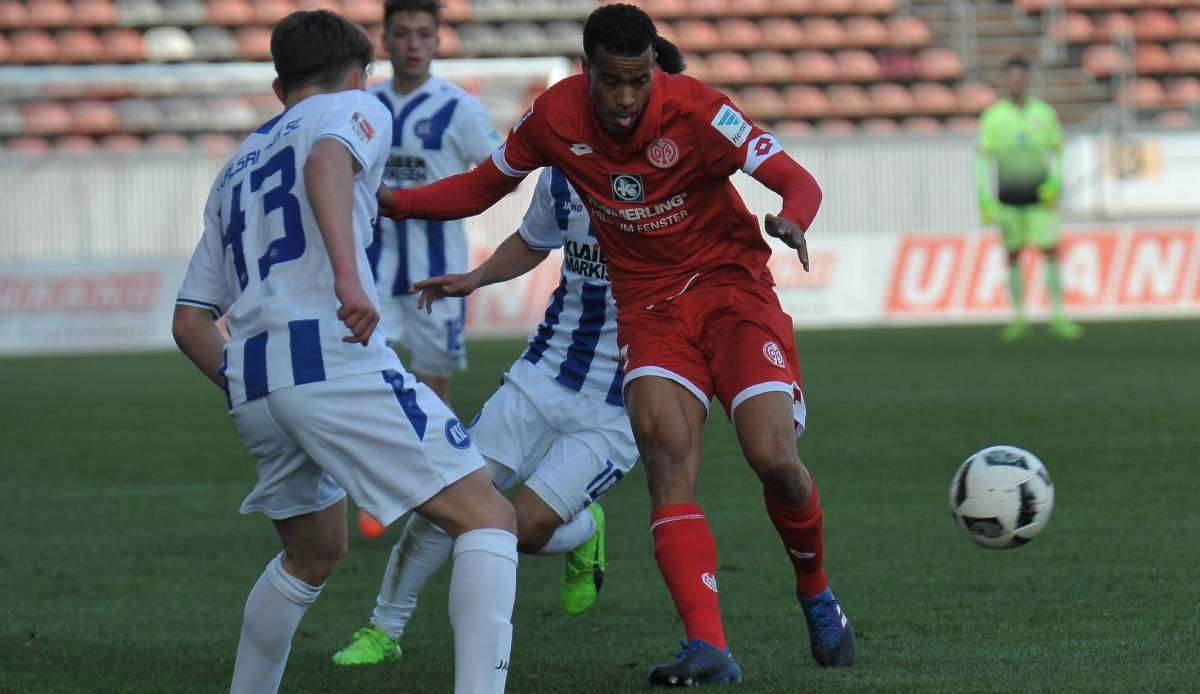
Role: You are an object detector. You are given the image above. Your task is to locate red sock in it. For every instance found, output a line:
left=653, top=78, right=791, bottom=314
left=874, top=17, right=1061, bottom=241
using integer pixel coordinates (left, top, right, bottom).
left=764, top=486, right=828, bottom=599
left=650, top=503, right=727, bottom=650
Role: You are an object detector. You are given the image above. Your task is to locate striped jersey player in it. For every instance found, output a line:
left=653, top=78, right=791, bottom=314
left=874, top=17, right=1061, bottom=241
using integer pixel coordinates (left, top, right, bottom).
left=169, top=12, right=519, bottom=692
left=366, top=0, right=500, bottom=399
left=331, top=166, right=638, bottom=666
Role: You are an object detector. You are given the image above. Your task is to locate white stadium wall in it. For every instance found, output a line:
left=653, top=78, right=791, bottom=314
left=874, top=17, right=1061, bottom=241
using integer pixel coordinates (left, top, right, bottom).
left=2, top=132, right=1199, bottom=355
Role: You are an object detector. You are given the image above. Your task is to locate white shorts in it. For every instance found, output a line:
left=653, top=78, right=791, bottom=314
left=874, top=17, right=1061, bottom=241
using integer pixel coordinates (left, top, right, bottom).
left=231, top=368, right=482, bottom=526
left=379, top=296, right=467, bottom=377
left=470, top=359, right=639, bottom=522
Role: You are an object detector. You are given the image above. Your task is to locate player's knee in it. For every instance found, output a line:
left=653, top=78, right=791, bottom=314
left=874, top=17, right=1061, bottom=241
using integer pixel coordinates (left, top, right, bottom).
left=288, top=539, right=346, bottom=585
left=515, top=515, right=558, bottom=554
left=744, top=438, right=810, bottom=503
left=478, top=493, right=518, bottom=535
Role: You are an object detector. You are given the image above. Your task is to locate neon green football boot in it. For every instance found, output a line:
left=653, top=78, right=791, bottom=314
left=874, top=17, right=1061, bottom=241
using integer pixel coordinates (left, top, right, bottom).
left=562, top=503, right=606, bottom=615
left=331, top=625, right=402, bottom=666
left=1000, top=317, right=1031, bottom=342
left=1048, top=316, right=1083, bottom=340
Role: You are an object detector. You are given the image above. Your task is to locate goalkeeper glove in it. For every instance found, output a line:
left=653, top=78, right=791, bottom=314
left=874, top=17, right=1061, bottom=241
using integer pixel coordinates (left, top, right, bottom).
left=1037, top=178, right=1061, bottom=208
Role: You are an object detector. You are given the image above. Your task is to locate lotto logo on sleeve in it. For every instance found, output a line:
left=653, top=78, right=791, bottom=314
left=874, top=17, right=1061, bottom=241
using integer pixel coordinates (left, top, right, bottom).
left=350, top=112, right=375, bottom=143
left=763, top=341, right=787, bottom=369
left=743, top=134, right=782, bottom=174
left=711, top=104, right=750, bottom=147
left=610, top=173, right=645, bottom=203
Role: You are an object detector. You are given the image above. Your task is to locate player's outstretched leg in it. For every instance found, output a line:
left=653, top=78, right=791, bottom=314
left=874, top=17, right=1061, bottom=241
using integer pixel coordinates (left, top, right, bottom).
left=735, top=391, right=855, bottom=668
left=332, top=513, right=452, bottom=666
left=232, top=500, right=346, bottom=693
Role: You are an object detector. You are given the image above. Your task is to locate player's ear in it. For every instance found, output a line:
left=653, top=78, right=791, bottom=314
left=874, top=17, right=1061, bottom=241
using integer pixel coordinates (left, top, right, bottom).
left=272, top=76, right=285, bottom=105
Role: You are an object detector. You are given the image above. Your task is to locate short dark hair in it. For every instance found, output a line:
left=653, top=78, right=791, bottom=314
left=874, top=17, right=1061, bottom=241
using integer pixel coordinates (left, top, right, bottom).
left=583, top=3, right=685, bottom=74
left=272, top=10, right=374, bottom=96
left=1005, top=55, right=1032, bottom=72
left=384, top=0, right=440, bottom=30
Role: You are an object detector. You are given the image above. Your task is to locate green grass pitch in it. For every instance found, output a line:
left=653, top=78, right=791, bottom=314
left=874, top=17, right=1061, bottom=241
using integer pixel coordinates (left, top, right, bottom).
left=2, top=321, right=1199, bottom=692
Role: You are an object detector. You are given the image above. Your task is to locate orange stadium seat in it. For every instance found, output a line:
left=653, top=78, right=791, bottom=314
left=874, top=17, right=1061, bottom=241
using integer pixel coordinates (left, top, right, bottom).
left=855, top=0, right=897, bottom=15
left=1097, top=12, right=1135, bottom=40
left=811, top=0, right=855, bottom=15
left=815, top=118, right=856, bottom=136
left=1135, top=43, right=1172, bottom=73
left=783, top=84, right=832, bottom=119
left=860, top=117, right=899, bottom=134
left=671, top=19, right=721, bottom=52
left=6, top=136, right=52, bottom=154
left=683, top=53, right=709, bottom=81
left=56, top=28, right=105, bottom=63
left=957, top=81, right=997, bottom=113
left=253, top=0, right=294, bottom=25
left=843, top=16, right=888, bottom=48
left=26, top=0, right=73, bottom=28
left=0, top=0, right=29, bottom=29
left=902, top=116, right=942, bottom=134
left=1082, top=43, right=1127, bottom=75
left=1167, top=75, right=1200, bottom=105
left=1179, top=10, right=1200, bottom=40
left=793, top=50, right=838, bottom=82
left=341, top=0, right=380, bottom=24
left=748, top=51, right=795, bottom=83
left=1050, top=12, right=1094, bottom=43
left=715, top=18, right=763, bottom=50
left=758, top=17, right=804, bottom=50
left=680, top=0, right=735, bottom=18
left=438, top=24, right=460, bottom=57
left=732, top=0, right=771, bottom=15
left=195, top=132, right=238, bottom=155
left=639, top=0, right=685, bottom=18
left=834, top=49, right=882, bottom=81
left=10, top=30, right=57, bottom=63
left=946, top=116, right=979, bottom=134
left=802, top=17, right=846, bottom=48
left=705, top=52, right=753, bottom=84
left=0, top=33, right=10, bottom=62
left=887, top=15, right=931, bottom=47
left=917, top=47, right=964, bottom=80
left=1118, top=77, right=1165, bottom=107
left=1133, top=9, right=1178, bottom=41
left=55, top=134, right=98, bottom=152
left=769, top=0, right=816, bottom=14
left=72, top=0, right=118, bottom=27
left=206, top=0, right=253, bottom=27
left=22, top=101, right=73, bottom=134
left=99, top=133, right=144, bottom=152
left=826, top=83, right=870, bottom=117
left=773, top=119, right=813, bottom=137
left=738, top=85, right=788, bottom=120
left=440, top=0, right=470, bottom=23
left=235, top=26, right=271, bottom=60
left=868, top=82, right=915, bottom=115
left=911, top=81, right=957, bottom=114
left=879, top=49, right=918, bottom=79
left=1169, top=41, right=1200, bottom=71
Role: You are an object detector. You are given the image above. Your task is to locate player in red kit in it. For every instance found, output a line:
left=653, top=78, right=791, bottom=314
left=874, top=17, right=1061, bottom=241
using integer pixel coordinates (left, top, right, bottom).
left=380, top=4, right=854, bottom=686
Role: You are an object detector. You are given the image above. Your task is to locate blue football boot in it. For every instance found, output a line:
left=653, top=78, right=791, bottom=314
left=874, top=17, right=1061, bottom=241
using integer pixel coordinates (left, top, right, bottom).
left=649, top=639, right=742, bottom=687
left=799, top=588, right=854, bottom=667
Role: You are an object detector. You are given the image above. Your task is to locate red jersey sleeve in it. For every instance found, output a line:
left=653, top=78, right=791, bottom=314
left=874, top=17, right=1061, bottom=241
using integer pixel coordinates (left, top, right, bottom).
left=689, top=79, right=784, bottom=177
left=490, top=97, right=550, bottom=177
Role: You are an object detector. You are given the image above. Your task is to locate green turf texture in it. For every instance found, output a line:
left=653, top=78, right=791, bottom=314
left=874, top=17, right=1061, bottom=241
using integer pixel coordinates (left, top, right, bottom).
left=3, top=320, right=1198, bottom=693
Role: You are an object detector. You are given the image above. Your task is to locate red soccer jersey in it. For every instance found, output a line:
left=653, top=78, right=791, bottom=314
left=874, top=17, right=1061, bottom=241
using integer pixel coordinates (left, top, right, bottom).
left=493, top=71, right=788, bottom=309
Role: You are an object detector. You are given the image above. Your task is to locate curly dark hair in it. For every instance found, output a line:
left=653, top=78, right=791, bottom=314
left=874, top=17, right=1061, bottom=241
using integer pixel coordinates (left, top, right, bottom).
left=583, top=3, right=685, bottom=74
left=271, top=10, right=374, bottom=95
left=383, top=0, right=440, bottom=29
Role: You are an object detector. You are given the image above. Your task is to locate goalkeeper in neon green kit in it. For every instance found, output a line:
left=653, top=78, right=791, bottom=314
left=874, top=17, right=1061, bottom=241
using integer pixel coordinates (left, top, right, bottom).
left=975, top=56, right=1082, bottom=341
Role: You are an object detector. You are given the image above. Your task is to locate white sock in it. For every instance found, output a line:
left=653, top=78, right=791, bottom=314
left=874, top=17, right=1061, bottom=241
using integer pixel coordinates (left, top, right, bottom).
left=533, top=507, right=596, bottom=555
left=449, top=528, right=518, bottom=694
left=371, top=513, right=454, bottom=641
left=231, top=553, right=322, bottom=694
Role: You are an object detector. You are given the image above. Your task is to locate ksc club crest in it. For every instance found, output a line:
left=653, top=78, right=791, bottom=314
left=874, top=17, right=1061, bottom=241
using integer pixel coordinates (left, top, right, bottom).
left=763, top=341, right=787, bottom=369
left=646, top=137, right=679, bottom=168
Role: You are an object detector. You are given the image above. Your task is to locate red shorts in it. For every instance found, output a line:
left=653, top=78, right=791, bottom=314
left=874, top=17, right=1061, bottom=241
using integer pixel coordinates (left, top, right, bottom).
left=617, top=271, right=807, bottom=435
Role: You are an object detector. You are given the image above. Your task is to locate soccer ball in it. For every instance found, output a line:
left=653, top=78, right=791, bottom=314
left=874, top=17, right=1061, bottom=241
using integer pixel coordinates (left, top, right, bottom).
left=948, top=445, right=1055, bottom=549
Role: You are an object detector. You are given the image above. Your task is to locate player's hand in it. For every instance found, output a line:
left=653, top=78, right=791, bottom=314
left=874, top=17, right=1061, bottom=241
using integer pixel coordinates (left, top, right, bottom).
left=334, top=275, right=379, bottom=346
left=376, top=185, right=407, bottom=221
left=764, top=213, right=810, bottom=272
left=1037, top=178, right=1061, bottom=208
left=412, top=271, right=482, bottom=313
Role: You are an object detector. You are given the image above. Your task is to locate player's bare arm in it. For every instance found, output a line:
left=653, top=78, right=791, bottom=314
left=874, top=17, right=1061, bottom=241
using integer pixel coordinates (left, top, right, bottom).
left=750, top=150, right=822, bottom=272
left=305, top=137, right=379, bottom=345
left=171, top=304, right=227, bottom=388
left=414, top=231, right=550, bottom=311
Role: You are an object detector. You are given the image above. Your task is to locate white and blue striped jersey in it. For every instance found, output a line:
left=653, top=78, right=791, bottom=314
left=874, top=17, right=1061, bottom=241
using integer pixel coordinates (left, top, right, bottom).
left=176, top=90, right=398, bottom=409
left=367, top=75, right=500, bottom=296
left=518, top=167, right=624, bottom=406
